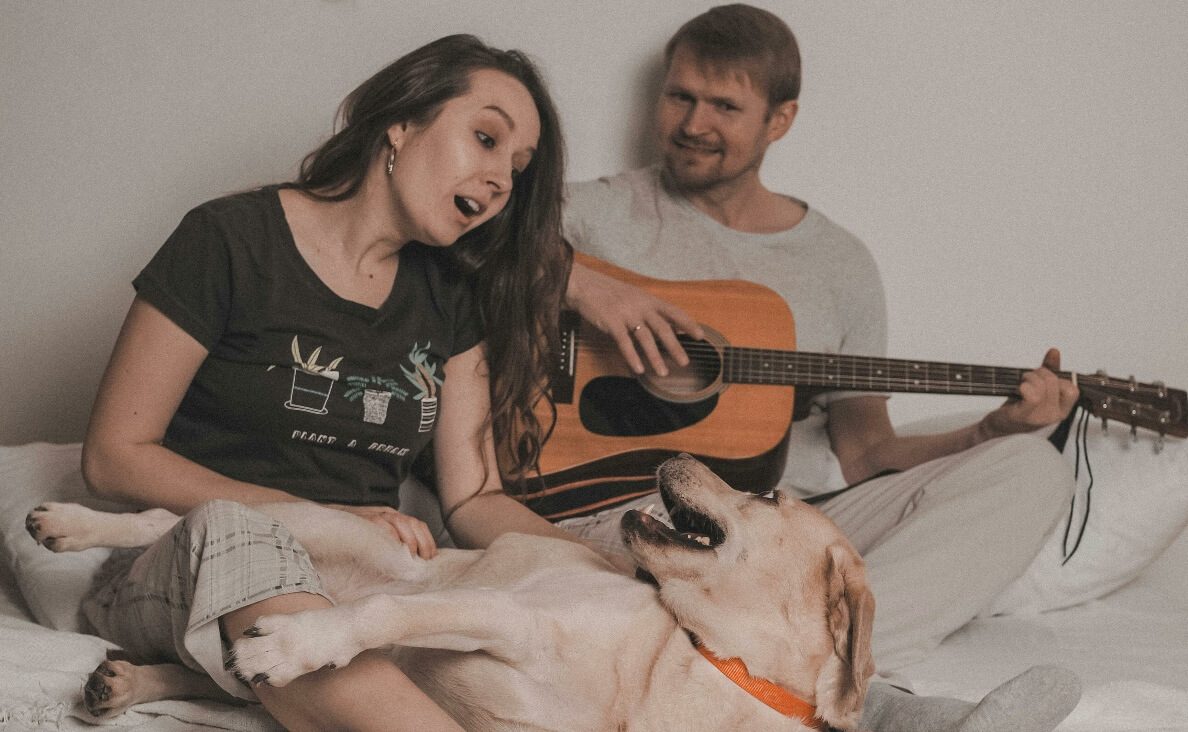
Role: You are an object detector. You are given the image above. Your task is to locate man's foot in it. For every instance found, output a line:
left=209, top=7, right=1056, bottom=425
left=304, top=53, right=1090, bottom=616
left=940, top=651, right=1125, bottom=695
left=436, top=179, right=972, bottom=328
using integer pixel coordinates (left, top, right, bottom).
left=861, top=666, right=1081, bottom=732
left=957, top=665, right=1082, bottom=732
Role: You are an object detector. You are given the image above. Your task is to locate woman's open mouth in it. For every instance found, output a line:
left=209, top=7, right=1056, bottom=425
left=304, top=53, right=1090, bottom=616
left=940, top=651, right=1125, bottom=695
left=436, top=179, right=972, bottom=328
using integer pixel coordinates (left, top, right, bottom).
left=454, top=195, right=482, bottom=217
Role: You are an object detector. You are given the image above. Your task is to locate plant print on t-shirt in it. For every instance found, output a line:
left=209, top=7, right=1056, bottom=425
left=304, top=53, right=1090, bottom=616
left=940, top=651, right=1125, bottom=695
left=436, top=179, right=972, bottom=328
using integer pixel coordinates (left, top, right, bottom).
left=284, top=336, right=343, bottom=415
left=402, top=343, right=443, bottom=432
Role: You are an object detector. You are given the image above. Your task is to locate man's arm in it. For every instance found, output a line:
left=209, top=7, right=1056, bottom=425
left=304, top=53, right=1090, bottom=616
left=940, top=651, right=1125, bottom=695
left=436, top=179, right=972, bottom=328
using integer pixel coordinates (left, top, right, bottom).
left=567, top=258, right=704, bottom=377
left=827, top=349, right=1080, bottom=484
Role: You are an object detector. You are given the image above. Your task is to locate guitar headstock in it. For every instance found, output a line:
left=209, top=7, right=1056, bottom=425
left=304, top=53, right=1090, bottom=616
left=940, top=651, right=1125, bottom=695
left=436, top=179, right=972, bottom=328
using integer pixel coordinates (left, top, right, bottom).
left=1076, top=372, right=1188, bottom=439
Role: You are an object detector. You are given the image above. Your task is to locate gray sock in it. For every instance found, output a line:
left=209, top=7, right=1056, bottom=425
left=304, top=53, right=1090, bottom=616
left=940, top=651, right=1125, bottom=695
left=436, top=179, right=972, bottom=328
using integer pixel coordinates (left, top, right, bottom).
left=860, top=666, right=1081, bottom=732
left=955, top=666, right=1081, bottom=732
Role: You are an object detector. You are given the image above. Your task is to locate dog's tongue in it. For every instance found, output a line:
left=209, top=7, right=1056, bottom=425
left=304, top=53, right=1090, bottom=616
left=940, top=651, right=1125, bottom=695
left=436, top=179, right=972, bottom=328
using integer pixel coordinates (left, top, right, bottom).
left=643, top=504, right=710, bottom=545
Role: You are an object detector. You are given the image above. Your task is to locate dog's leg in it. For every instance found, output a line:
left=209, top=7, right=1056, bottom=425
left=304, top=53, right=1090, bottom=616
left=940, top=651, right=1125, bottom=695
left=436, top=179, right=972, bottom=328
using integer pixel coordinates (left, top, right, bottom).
left=231, top=589, right=535, bottom=688
left=83, top=649, right=236, bottom=720
left=25, top=503, right=180, bottom=552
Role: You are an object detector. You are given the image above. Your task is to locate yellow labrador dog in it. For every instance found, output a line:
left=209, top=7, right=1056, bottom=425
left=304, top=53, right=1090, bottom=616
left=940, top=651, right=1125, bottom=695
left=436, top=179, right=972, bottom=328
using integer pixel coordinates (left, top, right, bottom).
left=28, top=455, right=874, bottom=731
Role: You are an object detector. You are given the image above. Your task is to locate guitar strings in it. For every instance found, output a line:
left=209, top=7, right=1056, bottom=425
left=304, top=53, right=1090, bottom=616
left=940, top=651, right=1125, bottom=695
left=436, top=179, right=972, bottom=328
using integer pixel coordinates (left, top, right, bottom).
left=569, top=337, right=1172, bottom=397
left=571, top=340, right=1031, bottom=391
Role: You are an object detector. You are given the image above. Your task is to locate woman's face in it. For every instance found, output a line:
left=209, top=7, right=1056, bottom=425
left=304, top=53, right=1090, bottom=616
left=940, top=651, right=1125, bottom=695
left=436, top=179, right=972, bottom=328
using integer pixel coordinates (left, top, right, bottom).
left=387, top=68, right=541, bottom=247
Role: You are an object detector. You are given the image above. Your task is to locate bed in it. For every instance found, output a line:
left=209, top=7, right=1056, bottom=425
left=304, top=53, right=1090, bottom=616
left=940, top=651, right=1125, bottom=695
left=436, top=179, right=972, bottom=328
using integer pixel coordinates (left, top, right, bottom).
left=1, top=421, right=1185, bottom=731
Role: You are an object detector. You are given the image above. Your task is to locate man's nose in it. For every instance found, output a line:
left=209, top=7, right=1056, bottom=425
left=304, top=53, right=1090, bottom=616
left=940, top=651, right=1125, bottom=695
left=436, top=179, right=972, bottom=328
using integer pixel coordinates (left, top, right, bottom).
left=680, top=102, right=712, bottom=137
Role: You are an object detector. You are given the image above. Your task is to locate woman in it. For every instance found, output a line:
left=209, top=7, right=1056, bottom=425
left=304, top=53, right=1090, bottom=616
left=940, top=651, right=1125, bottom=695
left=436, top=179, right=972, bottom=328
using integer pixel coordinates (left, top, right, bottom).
left=80, top=34, right=577, bottom=731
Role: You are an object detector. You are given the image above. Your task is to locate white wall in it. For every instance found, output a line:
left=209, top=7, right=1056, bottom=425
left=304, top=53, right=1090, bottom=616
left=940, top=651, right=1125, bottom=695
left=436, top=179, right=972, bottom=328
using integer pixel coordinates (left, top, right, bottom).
left=2, top=0, right=1185, bottom=445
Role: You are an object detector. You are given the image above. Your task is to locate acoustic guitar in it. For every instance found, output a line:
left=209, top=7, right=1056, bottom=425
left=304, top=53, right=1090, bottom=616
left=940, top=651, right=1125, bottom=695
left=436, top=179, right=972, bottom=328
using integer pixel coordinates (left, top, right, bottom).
left=519, top=253, right=1188, bottom=520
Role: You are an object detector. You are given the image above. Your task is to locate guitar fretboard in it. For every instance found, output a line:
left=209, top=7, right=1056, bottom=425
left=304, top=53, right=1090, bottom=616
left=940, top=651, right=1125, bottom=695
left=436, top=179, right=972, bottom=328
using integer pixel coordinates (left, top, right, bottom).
left=721, top=348, right=1045, bottom=396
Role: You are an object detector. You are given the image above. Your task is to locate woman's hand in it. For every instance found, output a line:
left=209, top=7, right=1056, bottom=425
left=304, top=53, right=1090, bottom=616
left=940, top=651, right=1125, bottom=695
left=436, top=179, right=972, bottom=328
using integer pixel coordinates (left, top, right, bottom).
left=566, top=260, right=704, bottom=377
left=326, top=504, right=438, bottom=559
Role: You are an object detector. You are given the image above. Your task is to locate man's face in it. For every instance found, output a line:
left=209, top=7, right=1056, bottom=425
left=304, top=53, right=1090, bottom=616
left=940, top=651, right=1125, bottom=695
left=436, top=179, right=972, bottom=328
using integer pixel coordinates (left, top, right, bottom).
left=656, top=44, right=791, bottom=193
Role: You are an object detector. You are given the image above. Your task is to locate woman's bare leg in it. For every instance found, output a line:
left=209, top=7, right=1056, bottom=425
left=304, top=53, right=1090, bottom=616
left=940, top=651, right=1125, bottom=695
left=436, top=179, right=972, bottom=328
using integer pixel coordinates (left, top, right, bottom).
left=222, top=592, right=464, bottom=732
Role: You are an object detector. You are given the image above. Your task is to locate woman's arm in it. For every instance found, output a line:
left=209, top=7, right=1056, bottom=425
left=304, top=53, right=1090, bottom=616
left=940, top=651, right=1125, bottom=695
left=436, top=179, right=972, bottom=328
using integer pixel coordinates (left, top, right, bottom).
left=83, top=297, right=309, bottom=512
left=86, top=297, right=441, bottom=557
left=432, top=343, right=590, bottom=551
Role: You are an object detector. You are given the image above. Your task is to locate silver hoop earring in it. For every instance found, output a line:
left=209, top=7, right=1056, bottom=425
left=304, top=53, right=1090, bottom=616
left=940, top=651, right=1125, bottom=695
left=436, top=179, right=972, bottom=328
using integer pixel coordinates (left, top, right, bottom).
left=386, top=146, right=397, bottom=175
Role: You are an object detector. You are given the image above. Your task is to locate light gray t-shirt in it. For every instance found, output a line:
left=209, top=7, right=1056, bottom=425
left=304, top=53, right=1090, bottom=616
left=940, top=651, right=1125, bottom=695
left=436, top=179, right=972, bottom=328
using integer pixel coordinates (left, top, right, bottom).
left=563, top=165, right=888, bottom=495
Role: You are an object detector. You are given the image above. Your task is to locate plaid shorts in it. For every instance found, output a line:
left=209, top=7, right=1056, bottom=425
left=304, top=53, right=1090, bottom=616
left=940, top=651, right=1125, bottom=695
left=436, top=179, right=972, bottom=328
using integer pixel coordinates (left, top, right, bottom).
left=81, top=499, right=329, bottom=701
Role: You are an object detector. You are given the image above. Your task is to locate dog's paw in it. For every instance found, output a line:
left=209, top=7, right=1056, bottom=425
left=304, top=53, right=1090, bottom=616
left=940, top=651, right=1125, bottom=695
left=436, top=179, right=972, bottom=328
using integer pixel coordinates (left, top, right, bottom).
left=82, top=652, right=144, bottom=720
left=230, top=607, right=365, bottom=687
left=25, top=502, right=106, bottom=552
left=26, top=504, right=179, bottom=552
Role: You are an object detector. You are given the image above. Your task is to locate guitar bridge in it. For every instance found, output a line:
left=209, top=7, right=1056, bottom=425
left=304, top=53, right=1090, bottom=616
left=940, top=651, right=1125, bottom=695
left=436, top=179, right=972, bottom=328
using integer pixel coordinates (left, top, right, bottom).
left=550, top=310, right=580, bottom=405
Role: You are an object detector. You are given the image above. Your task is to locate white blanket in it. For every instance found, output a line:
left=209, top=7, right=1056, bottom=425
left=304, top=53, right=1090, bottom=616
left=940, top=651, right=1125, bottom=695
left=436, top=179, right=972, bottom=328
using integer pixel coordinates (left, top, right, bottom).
left=1, top=435, right=1185, bottom=730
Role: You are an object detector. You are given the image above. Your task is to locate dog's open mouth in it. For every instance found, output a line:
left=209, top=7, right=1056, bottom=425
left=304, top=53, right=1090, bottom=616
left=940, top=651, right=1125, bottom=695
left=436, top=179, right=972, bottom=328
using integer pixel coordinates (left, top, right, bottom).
left=624, top=500, right=725, bottom=551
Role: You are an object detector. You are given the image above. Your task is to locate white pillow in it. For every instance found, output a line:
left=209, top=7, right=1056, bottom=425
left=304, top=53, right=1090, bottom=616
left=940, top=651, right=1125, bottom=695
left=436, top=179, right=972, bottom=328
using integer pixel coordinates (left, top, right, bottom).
left=0, top=443, right=132, bottom=632
left=896, top=409, right=1188, bottom=614
left=989, top=422, right=1188, bottom=614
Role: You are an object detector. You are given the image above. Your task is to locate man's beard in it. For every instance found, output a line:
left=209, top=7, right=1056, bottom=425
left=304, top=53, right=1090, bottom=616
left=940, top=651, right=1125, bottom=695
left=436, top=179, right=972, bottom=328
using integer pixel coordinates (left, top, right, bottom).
left=662, top=135, right=763, bottom=194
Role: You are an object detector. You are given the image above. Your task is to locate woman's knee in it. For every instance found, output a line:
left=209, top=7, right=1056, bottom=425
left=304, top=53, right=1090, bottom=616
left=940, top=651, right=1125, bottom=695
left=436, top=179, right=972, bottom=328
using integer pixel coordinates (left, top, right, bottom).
left=176, top=499, right=284, bottom=546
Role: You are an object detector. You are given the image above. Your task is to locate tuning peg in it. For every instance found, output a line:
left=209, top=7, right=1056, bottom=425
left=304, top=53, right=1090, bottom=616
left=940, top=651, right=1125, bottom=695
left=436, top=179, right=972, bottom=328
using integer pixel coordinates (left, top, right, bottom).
left=1154, top=380, right=1167, bottom=399
left=1128, top=375, right=1137, bottom=392
left=1155, top=432, right=1165, bottom=454
left=1131, top=423, right=1138, bottom=442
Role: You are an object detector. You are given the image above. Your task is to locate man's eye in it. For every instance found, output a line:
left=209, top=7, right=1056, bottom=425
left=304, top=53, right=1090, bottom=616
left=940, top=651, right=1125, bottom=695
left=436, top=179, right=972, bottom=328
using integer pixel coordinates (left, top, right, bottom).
left=476, top=131, right=496, bottom=149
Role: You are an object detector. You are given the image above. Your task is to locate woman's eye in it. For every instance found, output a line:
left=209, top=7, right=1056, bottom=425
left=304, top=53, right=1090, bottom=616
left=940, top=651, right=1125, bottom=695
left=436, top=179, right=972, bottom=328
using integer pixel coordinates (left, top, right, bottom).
left=476, top=131, right=496, bottom=149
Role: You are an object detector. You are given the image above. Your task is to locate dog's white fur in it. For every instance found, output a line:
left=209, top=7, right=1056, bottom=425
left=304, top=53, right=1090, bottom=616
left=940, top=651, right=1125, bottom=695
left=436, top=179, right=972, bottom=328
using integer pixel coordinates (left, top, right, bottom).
left=29, top=455, right=874, bottom=731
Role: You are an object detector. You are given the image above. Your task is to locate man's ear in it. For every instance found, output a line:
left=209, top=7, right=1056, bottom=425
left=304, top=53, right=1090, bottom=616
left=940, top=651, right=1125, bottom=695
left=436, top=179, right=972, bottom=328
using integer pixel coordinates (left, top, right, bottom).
left=765, top=99, right=798, bottom=143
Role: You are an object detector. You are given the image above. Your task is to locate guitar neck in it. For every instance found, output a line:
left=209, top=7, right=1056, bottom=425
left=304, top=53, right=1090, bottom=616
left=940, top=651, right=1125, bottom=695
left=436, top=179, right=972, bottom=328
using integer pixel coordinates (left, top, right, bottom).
left=720, top=347, right=1057, bottom=397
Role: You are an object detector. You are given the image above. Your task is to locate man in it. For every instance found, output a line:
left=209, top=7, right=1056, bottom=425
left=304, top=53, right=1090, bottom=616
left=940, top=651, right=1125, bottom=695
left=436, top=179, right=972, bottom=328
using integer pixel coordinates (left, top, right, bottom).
left=559, top=3, right=1079, bottom=677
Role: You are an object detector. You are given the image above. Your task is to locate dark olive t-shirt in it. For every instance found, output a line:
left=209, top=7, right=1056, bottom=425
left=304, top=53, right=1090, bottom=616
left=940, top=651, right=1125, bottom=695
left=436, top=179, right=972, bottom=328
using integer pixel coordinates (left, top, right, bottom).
left=133, top=186, right=482, bottom=508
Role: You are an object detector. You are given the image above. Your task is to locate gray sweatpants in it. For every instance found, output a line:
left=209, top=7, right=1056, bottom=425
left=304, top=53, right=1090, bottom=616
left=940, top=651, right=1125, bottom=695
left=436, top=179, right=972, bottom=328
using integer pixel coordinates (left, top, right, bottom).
left=557, top=433, right=1074, bottom=671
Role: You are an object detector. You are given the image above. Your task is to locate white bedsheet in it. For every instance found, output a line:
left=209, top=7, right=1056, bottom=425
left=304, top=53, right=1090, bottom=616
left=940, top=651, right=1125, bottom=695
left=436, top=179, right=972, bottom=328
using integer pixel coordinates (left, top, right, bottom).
left=2, top=533, right=1185, bottom=730
left=1, top=455, right=1184, bottom=731
left=898, top=526, right=1188, bottom=731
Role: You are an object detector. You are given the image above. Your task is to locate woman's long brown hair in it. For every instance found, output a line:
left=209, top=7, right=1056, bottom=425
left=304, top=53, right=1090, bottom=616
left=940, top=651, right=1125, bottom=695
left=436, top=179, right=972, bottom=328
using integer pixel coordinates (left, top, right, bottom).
left=289, top=35, right=569, bottom=486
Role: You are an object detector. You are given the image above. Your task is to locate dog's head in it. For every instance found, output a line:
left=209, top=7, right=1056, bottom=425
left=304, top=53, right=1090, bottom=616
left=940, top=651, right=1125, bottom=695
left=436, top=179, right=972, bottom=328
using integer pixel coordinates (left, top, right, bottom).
left=621, top=455, right=875, bottom=730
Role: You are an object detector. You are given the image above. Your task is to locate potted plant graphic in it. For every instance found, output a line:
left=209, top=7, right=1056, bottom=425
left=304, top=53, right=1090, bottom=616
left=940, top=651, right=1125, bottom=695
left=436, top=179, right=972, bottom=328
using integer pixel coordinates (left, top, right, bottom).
left=402, top=343, right=443, bottom=432
left=343, top=376, right=409, bottom=425
left=284, top=336, right=343, bottom=415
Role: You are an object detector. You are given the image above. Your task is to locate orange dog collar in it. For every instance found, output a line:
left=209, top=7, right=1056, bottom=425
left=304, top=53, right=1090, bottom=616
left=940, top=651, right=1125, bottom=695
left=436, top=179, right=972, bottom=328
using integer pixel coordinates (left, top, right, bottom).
left=693, top=639, right=826, bottom=730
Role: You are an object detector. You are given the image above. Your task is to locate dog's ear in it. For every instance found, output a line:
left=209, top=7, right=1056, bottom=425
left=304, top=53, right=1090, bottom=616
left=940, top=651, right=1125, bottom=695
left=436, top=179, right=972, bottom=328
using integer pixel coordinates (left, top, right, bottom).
left=815, top=543, right=876, bottom=729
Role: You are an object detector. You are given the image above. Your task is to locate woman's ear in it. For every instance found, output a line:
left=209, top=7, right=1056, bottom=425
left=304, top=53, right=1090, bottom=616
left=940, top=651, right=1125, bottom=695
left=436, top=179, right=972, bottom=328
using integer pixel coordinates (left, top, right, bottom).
left=387, top=122, right=409, bottom=152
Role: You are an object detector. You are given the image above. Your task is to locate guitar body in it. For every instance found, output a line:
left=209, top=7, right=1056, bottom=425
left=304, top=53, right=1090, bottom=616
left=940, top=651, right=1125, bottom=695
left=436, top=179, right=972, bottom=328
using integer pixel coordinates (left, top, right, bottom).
left=521, top=253, right=797, bottom=520
left=517, top=254, right=1188, bottom=521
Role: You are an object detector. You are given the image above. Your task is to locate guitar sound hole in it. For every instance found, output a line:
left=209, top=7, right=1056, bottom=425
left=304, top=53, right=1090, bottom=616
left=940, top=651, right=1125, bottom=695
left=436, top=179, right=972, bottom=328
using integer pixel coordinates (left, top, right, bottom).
left=579, top=377, right=718, bottom=437
left=656, top=334, right=721, bottom=396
